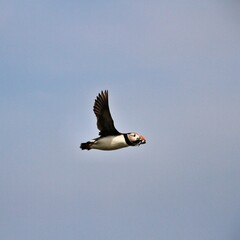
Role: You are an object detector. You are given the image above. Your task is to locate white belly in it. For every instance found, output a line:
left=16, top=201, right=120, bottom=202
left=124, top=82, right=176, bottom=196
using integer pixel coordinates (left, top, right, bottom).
left=92, top=135, right=128, bottom=150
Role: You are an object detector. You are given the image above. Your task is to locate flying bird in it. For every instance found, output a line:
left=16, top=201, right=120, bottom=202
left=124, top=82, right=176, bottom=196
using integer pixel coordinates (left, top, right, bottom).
left=80, top=90, right=146, bottom=151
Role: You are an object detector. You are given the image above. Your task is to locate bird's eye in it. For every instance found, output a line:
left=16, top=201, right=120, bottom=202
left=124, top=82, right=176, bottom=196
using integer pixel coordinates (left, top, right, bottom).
left=133, top=134, right=136, bottom=137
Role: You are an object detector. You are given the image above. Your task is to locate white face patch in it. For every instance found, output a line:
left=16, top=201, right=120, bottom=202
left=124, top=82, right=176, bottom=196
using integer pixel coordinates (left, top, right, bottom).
left=128, top=133, right=139, bottom=142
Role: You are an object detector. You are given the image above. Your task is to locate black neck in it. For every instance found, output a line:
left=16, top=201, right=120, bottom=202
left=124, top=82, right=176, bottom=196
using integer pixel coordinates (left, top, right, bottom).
left=123, top=134, right=134, bottom=146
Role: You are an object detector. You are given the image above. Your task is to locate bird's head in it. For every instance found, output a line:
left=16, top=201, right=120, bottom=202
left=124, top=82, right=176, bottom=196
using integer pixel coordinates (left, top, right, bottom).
left=127, top=132, right=146, bottom=146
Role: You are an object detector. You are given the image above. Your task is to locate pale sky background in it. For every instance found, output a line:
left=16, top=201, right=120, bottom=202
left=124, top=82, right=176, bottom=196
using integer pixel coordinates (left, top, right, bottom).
left=1, top=1, right=240, bottom=239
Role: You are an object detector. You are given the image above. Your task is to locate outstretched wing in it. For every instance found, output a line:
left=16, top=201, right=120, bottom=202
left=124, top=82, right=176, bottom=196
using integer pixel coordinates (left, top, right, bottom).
left=93, top=90, right=120, bottom=136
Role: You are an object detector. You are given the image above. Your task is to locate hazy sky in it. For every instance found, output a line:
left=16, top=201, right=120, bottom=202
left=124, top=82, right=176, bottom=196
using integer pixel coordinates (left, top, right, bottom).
left=1, top=1, right=240, bottom=239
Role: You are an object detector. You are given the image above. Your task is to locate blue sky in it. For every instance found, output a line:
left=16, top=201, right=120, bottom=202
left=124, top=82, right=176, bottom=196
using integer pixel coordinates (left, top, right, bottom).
left=1, top=1, right=240, bottom=239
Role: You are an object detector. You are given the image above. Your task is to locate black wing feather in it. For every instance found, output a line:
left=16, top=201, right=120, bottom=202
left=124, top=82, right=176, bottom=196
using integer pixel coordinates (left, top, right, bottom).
left=93, top=90, right=120, bottom=136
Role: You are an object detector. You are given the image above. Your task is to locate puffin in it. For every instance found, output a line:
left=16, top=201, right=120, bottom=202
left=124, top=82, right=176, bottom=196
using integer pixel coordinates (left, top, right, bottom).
left=80, top=90, right=146, bottom=151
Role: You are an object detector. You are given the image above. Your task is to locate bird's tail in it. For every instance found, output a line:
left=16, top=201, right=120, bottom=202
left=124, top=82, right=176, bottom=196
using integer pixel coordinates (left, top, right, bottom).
left=80, top=141, right=93, bottom=150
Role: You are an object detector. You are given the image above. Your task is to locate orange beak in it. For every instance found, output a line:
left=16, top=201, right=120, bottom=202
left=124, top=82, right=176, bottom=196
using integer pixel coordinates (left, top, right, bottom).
left=140, top=135, right=146, bottom=144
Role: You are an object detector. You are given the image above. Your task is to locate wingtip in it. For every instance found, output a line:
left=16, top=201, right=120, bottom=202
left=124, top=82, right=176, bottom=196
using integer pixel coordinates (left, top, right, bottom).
left=101, top=90, right=108, bottom=96
left=96, top=90, right=108, bottom=99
